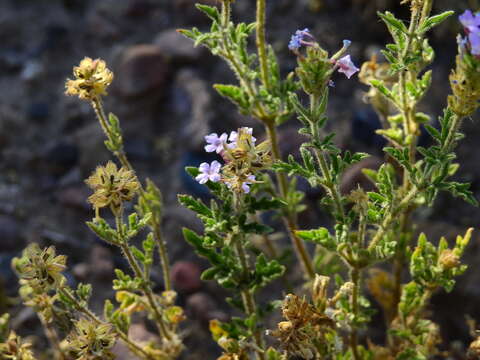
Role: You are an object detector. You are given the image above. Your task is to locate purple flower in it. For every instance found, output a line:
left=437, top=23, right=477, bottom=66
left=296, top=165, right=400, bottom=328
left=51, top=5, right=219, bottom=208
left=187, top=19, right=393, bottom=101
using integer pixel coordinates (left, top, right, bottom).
left=336, top=55, right=359, bottom=79
left=459, top=10, right=480, bottom=33
left=288, top=28, right=314, bottom=51
left=195, top=161, right=222, bottom=184
left=228, top=127, right=256, bottom=148
left=204, top=133, right=228, bottom=153
left=241, top=175, right=256, bottom=194
left=469, top=31, right=480, bottom=55
left=343, top=40, right=351, bottom=49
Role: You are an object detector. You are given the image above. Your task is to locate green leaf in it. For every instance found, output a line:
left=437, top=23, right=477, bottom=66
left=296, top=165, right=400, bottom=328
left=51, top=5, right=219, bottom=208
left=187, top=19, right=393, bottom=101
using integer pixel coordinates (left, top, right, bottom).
left=419, top=11, right=454, bottom=33
left=195, top=4, right=220, bottom=22
left=252, top=254, right=285, bottom=290
left=178, top=194, right=213, bottom=217
left=130, top=245, right=146, bottom=263
left=369, top=79, right=396, bottom=103
left=241, top=222, right=273, bottom=235
left=296, top=228, right=336, bottom=251
left=214, top=84, right=250, bottom=113
left=201, top=267, right=218, bottom=281
left=245, top=196, right=286, bottom=212
left=378, top=11, right=408, bottom=34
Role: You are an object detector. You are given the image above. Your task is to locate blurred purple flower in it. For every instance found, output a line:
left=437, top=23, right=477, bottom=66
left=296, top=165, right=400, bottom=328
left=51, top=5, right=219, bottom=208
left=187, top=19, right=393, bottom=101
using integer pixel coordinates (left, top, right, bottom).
left=288, top=28, right=314, bottom=51
left=204, top=133, right=228, bottom=153
left=241, top=175, right=256, bottom=194
left=195, top=161, right=222, bottom=184
left=336, top=55, right=359, bottom=79
left=459, top=10, right=480, bottom=33
left=469, top=31, right=480, bottom=55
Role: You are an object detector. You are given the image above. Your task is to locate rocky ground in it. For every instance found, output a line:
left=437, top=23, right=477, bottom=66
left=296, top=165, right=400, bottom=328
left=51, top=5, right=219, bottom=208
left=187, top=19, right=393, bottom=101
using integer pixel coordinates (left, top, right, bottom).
left=0, top=0, right=479, bottom=358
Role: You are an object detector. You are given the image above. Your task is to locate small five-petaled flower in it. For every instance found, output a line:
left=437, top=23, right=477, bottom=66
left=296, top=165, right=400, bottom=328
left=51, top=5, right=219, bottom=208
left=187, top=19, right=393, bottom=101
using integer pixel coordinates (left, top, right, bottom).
left=195, top=161, right=222, bottom=184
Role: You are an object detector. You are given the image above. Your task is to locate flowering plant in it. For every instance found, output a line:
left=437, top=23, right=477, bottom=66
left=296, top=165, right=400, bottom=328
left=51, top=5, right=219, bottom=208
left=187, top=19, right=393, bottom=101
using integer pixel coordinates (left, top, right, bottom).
left=2, top=0, right=480, bottom=359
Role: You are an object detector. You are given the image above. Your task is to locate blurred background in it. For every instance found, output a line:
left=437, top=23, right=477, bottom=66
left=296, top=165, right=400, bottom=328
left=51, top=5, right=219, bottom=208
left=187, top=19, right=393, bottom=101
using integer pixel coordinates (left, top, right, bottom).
left=0, top=0, right=479, bottom=358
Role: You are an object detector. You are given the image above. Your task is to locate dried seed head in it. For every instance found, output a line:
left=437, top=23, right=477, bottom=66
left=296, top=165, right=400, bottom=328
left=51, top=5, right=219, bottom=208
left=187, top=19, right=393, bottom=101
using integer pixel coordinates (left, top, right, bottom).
left=439, top=249, right=460, bottom=270
left=65, top=57, right=113, bottom=101
left=85, top=161, right=140, bottom=214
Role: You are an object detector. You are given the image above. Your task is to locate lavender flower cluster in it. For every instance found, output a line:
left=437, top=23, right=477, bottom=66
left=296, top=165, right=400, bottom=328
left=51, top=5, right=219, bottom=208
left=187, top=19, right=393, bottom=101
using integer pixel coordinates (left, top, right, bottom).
left=459, top=10, right=480, bottom=55
left=196, top=128, right=257, bottom=193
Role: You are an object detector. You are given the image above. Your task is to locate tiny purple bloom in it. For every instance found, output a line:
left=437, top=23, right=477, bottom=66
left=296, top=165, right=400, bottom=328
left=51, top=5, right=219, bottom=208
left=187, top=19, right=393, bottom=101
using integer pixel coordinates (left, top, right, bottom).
left=204, top=133, right=228, bottom=153
left=328, top=80, right=335, bottom=88
left=459, top=10, right=480, bottom=33
left=195, top=161, right=222, bottom=184
left=343, top=40, right=351, bottom=49
left=241, top=175, right=256, bottom=194
left=468, top=31, right=480, bottom=55
left=288, top=28, right=313, bottom=51
left=336, top=55, right=360, bottom=79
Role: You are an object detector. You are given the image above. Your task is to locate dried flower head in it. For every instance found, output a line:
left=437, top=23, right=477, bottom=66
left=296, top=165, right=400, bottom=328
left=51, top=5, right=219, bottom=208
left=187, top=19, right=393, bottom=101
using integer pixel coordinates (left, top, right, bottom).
left=13, top=243, right=66, bottom=292
left=268, top=294, right=334, bottom=359
left=359, top=54, right=398, bottom=120
left=448, top=44, right=480, bottom=117
left=0, top=331, right=35, bottom=360
left=85, top=161, right=140, bottom=214
left=67, top=318, right=115, bottom=360
left=23, top=293, right=57, bottom=323
left=438, top=249, right=460, bottom=270
left=65, top=57, right=113, bottom=101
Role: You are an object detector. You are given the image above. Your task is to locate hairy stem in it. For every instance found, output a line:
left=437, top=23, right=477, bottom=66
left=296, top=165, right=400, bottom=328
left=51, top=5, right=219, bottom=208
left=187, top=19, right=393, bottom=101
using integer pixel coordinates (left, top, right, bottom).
left=91, top=97, right=172, bottom=291
left=234, top=239, right=266, bottom=360
left=256, top=0, right=270, bottom=90
left=309, top=94, right=345, bottom=221
left=389, top=2, right=432, bottom=324
left=266, top=122, right=315, bottom=279
left=115, top=213, right=171, bottom=341
left=39, top=315, right=65, bottom=360
left=350, top=268, right=361, bottom=360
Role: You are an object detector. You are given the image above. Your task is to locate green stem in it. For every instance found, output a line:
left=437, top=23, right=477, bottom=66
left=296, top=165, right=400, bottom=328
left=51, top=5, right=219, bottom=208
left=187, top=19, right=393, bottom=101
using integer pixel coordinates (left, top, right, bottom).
left=218, top=2, right=270, bottom=122
left=309, top=94, right=345, bottom=221
left=115, top=213, right=172, bottom=341
left=442, top=113, right=462, bottom=153
left=91, top=97, right=172, bottom=291
left=254, top=214, right=278, bottom=258
left=39, top=315, right=65, bottom=360
left=389, top=2, right=433, bottom=325
left=91, top=97, right=114, bottom=140
left=350, top=268, right=361, bottom=360
left=234, top=239, right=266, bottom=360
left=256, top=0, right=270, bottom=90
left=265, top=122, right=315, bottom=279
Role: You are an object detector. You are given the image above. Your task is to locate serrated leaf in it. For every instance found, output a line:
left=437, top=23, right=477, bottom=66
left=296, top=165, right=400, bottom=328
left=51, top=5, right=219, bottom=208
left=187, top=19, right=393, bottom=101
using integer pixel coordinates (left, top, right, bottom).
left=419, top=11, right=454, bottom=33
left=195, top=4, right=220, bottom=22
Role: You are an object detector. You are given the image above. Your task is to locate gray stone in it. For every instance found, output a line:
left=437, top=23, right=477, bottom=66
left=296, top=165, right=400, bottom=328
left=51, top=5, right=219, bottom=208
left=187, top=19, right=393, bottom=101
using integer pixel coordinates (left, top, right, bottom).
left=171, top=261, right=202, bottom=293
left=0, top=215, right=24, bottom=251
left=114, top=44, right=169, bottom=99
left=154, top=29, right=203, bottom=63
